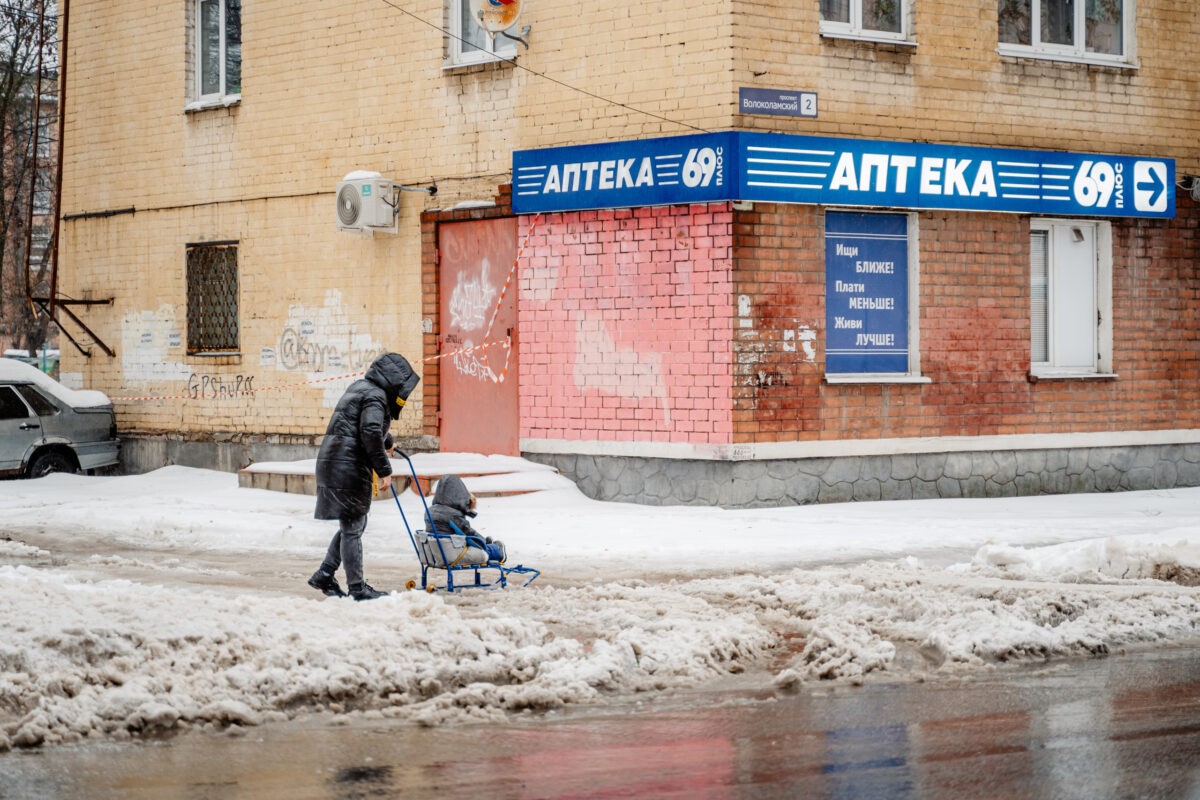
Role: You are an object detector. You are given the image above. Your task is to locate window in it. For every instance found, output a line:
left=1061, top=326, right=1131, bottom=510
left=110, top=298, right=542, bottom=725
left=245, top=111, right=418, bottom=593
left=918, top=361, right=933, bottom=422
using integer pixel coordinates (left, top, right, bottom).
left=191, top=0, right=241, bottom=107
left=1030, top=219, right=1113, bottom=378
left=32, top=169, right=51, bottom=216
left=29, top=226, right=50, bottom=269
left=446, top=0, right=517, bottom=67
left=36, top=110, right=53, bottom=159
left=16, top=386, right=59, bottom=416
left=824, top=211, right=926, bottom=383
left=32, top=186, right=51, bottom=216
left=820, top=0, right=910, bottom=43
left=999, top=0, right=1131, bottom=64
left=186, top=242, right=239, bottom=354
left=0, top=387, right=31, bottom=421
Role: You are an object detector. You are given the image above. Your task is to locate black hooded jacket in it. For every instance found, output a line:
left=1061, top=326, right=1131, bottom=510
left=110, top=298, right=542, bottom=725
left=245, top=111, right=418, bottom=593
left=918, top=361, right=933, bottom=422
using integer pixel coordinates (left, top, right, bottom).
left=314, top=353, right=419, bottom=520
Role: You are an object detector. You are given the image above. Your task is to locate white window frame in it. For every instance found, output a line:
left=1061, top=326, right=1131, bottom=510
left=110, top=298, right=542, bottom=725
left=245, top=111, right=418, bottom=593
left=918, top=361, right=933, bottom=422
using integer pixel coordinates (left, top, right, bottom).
left=445, top=0, right=518, bottom=69
left=998, top=0, right=1135, bottom=67
left=1029, top=218, right=1114, bottom=380
left=819, top=0, right=914, bottom=46
left=187, top=0, right=242, bottom=111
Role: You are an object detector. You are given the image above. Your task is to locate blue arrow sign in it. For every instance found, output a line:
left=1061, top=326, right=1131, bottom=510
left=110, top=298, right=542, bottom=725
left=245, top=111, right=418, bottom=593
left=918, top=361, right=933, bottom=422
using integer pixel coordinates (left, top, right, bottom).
left=1136, top=166, right=1165, bottom=206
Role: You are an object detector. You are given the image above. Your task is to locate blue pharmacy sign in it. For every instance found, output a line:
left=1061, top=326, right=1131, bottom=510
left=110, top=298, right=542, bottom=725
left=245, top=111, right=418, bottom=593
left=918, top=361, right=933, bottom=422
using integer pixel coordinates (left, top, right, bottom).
left=513, top=132, right=1175, bottom=219
left=738, top=132, right=1174, bottom=218
left=513, top=133, right=738, bottom=214
left=825, top=212, right=910, bottom=374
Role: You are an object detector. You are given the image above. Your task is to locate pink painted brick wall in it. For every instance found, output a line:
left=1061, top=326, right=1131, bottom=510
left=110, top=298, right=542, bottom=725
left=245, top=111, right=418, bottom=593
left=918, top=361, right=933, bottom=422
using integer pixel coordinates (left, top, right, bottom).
left=519, top=203, right=735, bottom=444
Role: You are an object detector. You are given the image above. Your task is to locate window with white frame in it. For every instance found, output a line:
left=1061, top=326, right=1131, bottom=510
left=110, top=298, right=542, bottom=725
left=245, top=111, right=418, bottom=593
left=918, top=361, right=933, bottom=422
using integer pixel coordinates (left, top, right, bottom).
left=998, top=0, right=1131, bottom=64
left=190, top=0, right=241, bottom=107
left=1029, top=218, right=1113, bottom=378
left=446, top=0, right=517, bottom=67
left=820, top=0, right=910, bottom=43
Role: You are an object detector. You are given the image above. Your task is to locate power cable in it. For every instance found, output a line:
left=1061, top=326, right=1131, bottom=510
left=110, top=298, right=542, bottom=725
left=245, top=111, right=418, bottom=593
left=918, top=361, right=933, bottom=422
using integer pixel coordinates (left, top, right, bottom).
left=374, top=0, right=712, bottom=135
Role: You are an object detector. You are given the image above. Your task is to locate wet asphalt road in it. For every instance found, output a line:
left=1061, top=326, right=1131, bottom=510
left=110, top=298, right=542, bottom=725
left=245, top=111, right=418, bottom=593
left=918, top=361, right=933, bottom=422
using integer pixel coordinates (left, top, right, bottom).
left=4, top=644, right=1200, bottom=799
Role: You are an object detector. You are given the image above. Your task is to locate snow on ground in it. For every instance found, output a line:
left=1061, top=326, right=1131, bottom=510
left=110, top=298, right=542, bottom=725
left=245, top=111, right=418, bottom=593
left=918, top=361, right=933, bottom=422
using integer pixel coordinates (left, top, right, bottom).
left=1, top=461, right=1199, bottom=751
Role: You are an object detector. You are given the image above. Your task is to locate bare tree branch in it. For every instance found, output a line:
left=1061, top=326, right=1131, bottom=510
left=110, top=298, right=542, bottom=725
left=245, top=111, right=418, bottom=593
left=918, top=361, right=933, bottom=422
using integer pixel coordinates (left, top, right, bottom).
left=0, top=0, right=58, bottom=356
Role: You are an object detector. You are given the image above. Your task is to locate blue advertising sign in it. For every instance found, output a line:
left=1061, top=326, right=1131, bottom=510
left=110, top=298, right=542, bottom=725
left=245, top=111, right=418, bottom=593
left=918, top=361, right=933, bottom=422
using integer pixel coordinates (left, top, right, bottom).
left=512, top=132, right=1175, bottom=219
left=513, top=132, right=738, bottom=214
left=738, top=132, right=1174, bottom=219
left=825, top=212, right=909, bottom=374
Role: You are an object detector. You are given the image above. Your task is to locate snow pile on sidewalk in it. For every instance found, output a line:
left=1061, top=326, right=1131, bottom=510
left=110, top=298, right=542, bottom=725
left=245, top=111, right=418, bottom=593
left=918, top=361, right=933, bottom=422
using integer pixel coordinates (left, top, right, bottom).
left=1, top=466, right=1200, bottom=750
left=0, top=566, right=772, bottom=748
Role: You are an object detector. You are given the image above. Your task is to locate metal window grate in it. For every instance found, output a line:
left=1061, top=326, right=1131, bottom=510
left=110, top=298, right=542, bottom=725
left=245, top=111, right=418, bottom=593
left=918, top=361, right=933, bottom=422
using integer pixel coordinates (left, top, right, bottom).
left=186, top=243, right=239, bottom=353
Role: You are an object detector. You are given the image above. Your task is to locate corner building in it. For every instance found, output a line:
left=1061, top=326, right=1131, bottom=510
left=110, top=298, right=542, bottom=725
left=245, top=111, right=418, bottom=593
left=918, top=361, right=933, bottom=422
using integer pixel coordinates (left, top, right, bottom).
left=59, top=1, right=1200, bottom=505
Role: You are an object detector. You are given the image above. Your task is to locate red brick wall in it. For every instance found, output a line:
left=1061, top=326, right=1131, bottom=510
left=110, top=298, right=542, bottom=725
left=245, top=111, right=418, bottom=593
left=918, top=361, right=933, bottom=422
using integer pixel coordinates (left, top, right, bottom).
left=519, top=203, right=735, bottom=444
left=732, top=191, right=1200, bottom=443
left=424, top=190, right=1200, bottom=448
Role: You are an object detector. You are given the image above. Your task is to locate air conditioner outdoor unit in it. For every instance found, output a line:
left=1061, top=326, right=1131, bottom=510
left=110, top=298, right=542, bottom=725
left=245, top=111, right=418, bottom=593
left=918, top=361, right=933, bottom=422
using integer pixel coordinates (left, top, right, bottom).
left=336, top=171, right=397, bottom=234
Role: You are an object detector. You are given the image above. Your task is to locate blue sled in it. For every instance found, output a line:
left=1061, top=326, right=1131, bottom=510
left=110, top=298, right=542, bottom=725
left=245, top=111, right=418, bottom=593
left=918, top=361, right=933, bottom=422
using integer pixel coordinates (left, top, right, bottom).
left=390, top=453, right=540, bottom=593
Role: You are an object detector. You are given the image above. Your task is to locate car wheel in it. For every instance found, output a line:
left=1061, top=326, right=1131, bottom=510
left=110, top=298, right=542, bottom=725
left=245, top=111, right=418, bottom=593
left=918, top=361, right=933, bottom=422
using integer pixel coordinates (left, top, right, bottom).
left=28, top=451, right=79, bottom=478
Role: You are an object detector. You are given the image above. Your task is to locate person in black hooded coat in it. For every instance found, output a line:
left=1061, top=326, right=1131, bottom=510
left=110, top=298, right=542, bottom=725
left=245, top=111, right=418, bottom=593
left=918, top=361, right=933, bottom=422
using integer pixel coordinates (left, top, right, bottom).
left=307, top=352, right=419, bottom=601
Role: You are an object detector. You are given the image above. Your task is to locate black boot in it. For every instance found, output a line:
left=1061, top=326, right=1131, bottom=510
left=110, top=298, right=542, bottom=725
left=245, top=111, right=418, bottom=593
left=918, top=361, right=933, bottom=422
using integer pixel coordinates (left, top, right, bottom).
left=349, top=582, right=387, bottom=601
left=307, top=569, right=345, bottom=598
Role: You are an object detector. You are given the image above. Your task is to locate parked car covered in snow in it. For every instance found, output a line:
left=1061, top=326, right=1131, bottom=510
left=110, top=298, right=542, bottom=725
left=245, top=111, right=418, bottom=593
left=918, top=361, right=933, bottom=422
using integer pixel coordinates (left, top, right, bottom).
left=0, top=358, right=119, bottom=478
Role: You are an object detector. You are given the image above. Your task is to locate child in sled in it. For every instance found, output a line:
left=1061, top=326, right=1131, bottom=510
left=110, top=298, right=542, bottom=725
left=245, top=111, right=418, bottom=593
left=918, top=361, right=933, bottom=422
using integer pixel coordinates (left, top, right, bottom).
left=427, top=474, right=506, bottom=564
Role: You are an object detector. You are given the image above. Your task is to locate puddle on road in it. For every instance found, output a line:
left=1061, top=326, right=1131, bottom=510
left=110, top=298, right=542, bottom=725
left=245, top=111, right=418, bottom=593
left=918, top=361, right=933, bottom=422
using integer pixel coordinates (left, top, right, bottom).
left=5, top=645, right=1200, bottom=800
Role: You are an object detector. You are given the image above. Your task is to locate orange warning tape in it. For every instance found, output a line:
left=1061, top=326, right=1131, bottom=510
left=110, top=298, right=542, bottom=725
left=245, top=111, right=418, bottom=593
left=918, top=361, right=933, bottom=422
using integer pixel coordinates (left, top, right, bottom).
left=111, top=370, right=371, bottom=403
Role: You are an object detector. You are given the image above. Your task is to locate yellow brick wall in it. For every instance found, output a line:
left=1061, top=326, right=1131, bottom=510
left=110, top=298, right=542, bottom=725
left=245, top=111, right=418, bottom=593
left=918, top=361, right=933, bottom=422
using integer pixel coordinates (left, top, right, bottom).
left=58, top=0, right=1198, bottom=441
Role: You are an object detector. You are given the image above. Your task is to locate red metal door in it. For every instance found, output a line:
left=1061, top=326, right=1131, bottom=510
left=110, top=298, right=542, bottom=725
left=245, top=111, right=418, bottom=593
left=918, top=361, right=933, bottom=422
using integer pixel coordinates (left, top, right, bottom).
left=437, top=217, right=519, bottom=455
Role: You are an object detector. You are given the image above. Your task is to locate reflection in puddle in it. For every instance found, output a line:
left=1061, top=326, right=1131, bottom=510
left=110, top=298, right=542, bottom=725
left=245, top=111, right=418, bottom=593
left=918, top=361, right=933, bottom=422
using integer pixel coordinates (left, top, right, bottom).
left=332, top=764, right=394, bottom=799
left=3, top=647, right=1200, bottom=800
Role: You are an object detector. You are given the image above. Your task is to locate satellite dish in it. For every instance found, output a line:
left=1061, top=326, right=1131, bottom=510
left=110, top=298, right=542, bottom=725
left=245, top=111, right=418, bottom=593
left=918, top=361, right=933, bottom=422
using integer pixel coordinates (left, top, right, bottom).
left=468, top=0, right=522, bottom=33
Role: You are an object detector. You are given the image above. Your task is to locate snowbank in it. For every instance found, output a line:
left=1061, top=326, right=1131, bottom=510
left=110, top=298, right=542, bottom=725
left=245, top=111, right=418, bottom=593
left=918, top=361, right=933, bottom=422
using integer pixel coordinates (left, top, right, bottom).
left=2, top=466, right=1200, bottom=750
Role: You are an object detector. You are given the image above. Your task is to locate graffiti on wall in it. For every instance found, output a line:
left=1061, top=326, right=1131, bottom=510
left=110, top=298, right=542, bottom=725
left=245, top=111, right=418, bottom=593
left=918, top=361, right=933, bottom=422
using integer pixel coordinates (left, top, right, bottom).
left=270, top=290, right=387, bottom=405
left=444, top=253, right=511, bottom=383
left=276, top=323, right=382, bottom=373
left=448, top=257, right=498, bottom=332
left=187, top=373, right=256, bottom=399
left=116, top=291, right=391, bottom=409
left=272, top=293, right=385, bottom=374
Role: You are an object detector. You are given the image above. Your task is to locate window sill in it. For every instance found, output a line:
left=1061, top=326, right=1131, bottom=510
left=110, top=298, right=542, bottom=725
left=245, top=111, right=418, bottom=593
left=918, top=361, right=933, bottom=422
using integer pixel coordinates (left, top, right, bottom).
left=185, top=95, right=242, bottom=113
left=819, top=30, right=916, bottom=48
left=442, top=53, right=517, bottom=71
left=188, top=352, right=243, bottom=365
left=1028, top=371, right=1117, bottom=382
left=825, top=374, right=931, bottom=384
left=996, top=46, right=1135, bottom=70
